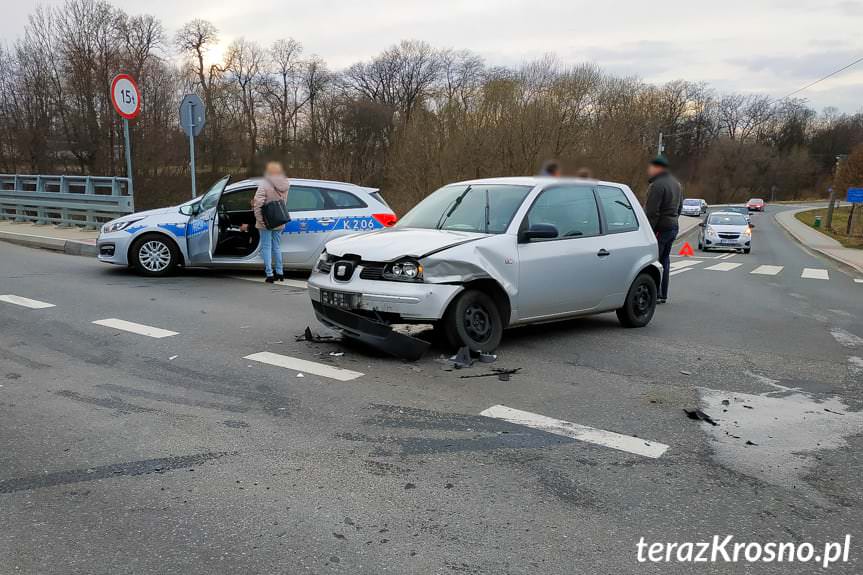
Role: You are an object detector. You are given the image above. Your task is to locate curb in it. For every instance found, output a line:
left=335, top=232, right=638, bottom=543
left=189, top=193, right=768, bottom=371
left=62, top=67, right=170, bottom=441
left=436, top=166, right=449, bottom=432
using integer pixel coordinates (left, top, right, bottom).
left=774, top=208, right=863, bottom=274
left=0, top=229, right=98, bottom=257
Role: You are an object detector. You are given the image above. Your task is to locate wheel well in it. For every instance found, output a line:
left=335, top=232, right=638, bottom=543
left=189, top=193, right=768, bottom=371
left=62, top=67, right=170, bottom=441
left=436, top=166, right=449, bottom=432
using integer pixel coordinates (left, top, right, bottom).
left=640, top=264, right=661, bottom=288
left=458, top=278, right=512, bottom=327
left=128, top=232, right=184, bottom=266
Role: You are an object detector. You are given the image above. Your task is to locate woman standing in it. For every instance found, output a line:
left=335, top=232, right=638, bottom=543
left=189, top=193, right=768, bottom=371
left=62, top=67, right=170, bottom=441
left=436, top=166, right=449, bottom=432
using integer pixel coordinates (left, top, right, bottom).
left=253, top=162, right=290, bottom=283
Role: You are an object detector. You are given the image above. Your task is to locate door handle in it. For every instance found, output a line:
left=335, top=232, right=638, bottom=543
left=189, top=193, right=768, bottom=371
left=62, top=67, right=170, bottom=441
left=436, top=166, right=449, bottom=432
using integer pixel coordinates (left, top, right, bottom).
left=318, top=218, right=335, bottom=225
left=597, top=249, right=611, bottom=257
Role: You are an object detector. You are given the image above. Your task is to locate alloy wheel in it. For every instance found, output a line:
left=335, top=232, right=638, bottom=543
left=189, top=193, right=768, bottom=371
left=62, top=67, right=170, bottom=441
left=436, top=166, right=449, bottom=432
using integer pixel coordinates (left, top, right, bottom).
left=139, top=240, right=171, bottom=272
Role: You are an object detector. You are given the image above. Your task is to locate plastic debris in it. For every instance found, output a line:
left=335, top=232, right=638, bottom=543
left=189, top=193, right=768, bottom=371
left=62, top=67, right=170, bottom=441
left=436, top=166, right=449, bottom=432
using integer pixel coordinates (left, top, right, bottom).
left=683, top=408, right=718, bottom=426
left=459, top=368, right=521, bottom=381
left=449, top=346, right=475, bottom=369
left=296, top=326, right=340, bottom=343
left=168, top=355, right=178, bottom=361
left=329, top=351, right=345, bottom=357
left=296, top=373, right=304, bottom=378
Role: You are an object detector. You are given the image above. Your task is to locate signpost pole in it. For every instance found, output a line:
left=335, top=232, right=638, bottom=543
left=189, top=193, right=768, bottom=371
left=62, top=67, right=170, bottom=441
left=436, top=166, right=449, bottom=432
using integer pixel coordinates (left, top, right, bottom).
left=122, top=118, right=135, bottom=211
left=188, top=103, right=197, bottom=199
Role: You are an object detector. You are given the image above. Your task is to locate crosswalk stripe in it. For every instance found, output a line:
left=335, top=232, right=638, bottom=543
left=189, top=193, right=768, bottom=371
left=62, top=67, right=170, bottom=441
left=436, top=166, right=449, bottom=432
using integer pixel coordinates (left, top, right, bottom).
left=670, top=259, right=702, bottom=271
left=669, top=268, right=692, bottom=277
left=92, top=318, right=178, bottom=338
left=244, top=351, right=363, bottom=381
left=801, top=268, right=829, bottom=280
left=0, top=294, right=56, bottom=309
left=479, top=405, right=669, bottom=458
left=751, top=265, right=784, bottom=276
left=704, top=262, right=742, bottom=272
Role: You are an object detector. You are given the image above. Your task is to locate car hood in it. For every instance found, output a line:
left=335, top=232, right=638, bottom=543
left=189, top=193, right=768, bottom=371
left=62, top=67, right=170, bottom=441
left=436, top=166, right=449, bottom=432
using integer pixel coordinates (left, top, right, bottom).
left=709, top=224, right=748, bottom=233
left=325, top=228, right=488, bottom=261
left=121, top=206, right=180, bottom=221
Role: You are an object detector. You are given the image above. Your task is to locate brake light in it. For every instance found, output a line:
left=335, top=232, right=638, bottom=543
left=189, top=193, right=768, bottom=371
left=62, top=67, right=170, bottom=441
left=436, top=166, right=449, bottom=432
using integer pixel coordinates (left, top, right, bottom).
left=372, top=213, right=397, bottom=227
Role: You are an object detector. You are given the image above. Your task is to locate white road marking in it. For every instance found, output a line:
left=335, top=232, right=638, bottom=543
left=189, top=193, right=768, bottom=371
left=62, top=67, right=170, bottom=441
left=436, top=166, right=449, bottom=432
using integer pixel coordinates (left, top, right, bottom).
left=801, top=268, right=829, bottom=280
left=228, top=275, right=308, bottom=289
left=0, top=295, right=55, bottom=309
left=751, top=265, right=784, bottom=276
left=479, top=405, right=669, bottom=458
left=854, top=279, right=863, bottom=284
left=704, top=262, right=742, bottom=272
left=244, top=351, right=364, bottom=381
left=830, top=328, right=863, bottom=348
left=92, top=318, right=178, bottom=338
left=669, top=268, right=692, bottom=277
left=670, top=260, right=702, bottom=271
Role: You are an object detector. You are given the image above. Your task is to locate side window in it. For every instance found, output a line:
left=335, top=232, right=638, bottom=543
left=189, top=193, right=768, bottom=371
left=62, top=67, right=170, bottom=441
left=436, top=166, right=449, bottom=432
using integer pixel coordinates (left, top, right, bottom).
left=324, top=189, right=367, bottom=209
left=596, top=186, right=639, bottom=233
left=525, top=185, right=600, bottom=239
left=219, top=188, right=255, bottom=211
left=287, top=186, right=326, bottom=211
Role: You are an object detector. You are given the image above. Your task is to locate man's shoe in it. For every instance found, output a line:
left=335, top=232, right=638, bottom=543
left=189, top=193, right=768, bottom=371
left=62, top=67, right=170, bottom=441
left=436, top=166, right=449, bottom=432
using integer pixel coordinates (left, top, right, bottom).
left=275, top=274, right=284, bottom=281
left=265, top=276, right=275, bottom=284
left=657, top=297, right=667, bottom=304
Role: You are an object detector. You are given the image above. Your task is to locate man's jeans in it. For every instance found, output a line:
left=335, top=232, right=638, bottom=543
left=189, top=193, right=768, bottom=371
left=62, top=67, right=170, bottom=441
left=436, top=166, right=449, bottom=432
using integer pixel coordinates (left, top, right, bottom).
left=656, top=226, right=678, bottom=299
left=260, top=228, right=284, bottom=277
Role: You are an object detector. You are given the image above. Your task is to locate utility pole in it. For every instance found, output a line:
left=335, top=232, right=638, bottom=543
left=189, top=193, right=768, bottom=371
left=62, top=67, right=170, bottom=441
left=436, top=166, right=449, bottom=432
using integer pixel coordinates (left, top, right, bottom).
left=827, top=154, right=847, bottom=230
left=657, top=132, right=665, bottom=156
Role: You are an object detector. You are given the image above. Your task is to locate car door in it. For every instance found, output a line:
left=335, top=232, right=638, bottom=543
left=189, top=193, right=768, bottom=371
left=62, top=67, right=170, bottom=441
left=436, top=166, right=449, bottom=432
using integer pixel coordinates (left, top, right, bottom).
left=516, top=184, right=607, bottom=319
left=282, top=185, right=332, bottom=266
left=187, top=176, right=230, bottom=265
left=593, top=185, right=643, bottom=308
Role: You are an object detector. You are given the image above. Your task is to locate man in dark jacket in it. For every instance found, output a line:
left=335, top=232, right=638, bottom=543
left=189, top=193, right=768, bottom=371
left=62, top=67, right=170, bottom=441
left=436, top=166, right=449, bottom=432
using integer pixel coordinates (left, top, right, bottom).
left=644, top=155, right=683, bottom=303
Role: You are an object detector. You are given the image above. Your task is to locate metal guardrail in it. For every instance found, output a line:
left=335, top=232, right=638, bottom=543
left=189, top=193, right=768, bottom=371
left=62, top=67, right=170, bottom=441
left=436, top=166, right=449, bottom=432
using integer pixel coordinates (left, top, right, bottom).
left=0, top=174, right=133, bottom=229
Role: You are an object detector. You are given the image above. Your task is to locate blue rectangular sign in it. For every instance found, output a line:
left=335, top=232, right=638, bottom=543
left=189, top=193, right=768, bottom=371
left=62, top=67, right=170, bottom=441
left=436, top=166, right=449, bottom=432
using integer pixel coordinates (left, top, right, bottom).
left=848, top=188, right=863, bottom=203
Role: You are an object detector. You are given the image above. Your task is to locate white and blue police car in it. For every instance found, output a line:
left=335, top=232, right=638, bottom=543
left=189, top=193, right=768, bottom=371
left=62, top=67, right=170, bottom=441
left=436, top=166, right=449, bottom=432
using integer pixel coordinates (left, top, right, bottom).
left=97, top=176, right=396, bottom=276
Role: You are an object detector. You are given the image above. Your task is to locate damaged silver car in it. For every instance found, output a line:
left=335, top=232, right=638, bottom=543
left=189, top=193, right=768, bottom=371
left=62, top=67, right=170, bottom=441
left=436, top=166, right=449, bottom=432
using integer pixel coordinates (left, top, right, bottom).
left=308, top=177, right=662, bottom=359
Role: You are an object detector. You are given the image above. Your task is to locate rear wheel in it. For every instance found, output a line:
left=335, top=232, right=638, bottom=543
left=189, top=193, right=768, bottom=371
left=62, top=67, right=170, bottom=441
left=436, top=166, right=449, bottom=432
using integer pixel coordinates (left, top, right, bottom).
left=443, top=289, right=503, bottom=353
left=616, top=273, right=657, bottom=328
left=130, top=234, right=180, bottom=277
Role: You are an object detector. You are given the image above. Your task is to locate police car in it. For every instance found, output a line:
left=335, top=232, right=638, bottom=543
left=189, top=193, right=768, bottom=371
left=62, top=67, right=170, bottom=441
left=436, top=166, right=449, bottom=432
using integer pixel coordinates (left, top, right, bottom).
left=97, top=176, right=396, bottom=276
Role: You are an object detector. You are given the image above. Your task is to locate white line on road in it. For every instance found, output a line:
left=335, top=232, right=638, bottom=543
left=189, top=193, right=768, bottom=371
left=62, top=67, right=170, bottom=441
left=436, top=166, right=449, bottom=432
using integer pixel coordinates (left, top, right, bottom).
left=670, top=259, right=702, bottom=271
left=92, top=318, right=178, bottom=338
left=479, top=405, right=669, bottom=458
left=669, top=268, right=692, bottom=277
left=244, top=351, right=364, bottom=381
left=704, top=262, right=742, bottom=272
left=854, top=279, right=863, bottom=284
left=0, top=294, right=55, bottom=309
left=751, top=265, right=784, bottom=276
left=801, top=268, right=829, bottom=280
left=227, top=275, right=308, bottom=289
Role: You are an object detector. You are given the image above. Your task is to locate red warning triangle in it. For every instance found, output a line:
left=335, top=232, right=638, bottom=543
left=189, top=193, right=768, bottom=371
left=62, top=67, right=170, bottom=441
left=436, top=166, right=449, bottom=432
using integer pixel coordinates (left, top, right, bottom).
left=678, top=242, right=695, bottom=257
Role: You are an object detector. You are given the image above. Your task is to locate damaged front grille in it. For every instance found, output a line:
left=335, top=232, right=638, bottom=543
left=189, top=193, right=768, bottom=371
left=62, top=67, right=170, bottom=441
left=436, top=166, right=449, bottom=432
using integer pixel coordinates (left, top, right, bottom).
left=359, top=262, right=386, bottom=280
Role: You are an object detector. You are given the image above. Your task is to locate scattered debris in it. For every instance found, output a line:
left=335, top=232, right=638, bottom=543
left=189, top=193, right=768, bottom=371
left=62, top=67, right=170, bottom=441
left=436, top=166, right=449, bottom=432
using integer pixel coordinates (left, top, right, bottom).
left=404, top=482, right=416, bottom=490
left=683, top=408, right=718, bottom=426
left=296, top=373, right=304, bottom=378
left=333, top=532, right=346, bottom=540
left=449, top=346, right=474, bottom=369
left=458, top=368, right=521, bottom=381
left=267, top=340, right=284, bottom=345
left=329, top=351, right=345, bottom=357
left=296, top=326, right=340, bottom=343
left=743, top=405, right=754, bottom=410
left=479, top=353, right=497, bottom=363
left=444, top=483, right=454, bottom=489
left=824, top=408, right=845, bottom=416
left=680, top=370, right=692, bottom=375
left=745, top=440, right=758, bottom=446
left=721, top=399, right=730, bottom=406
left=168, top=355, right=178, bottom=361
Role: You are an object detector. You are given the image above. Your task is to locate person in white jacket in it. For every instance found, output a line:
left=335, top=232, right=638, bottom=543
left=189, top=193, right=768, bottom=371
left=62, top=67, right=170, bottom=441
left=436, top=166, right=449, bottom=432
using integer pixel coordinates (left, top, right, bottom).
left=252, top=162, right=290, bottom=282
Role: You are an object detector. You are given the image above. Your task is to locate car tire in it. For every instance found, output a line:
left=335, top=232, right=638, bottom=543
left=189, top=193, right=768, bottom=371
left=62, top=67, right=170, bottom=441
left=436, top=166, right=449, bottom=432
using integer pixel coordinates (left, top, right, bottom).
left=616, top=273, right=657, bottom=328
left=443, top=289, right=503, bottom=353
left=744, top=248, right=751, bottom=254
left=130, top=233, right=180, bottom=277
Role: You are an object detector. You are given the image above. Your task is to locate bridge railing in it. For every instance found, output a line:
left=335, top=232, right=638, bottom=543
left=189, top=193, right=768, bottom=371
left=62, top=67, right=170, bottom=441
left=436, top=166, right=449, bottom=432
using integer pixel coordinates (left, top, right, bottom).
left=0, top=174, right=133, bottom=229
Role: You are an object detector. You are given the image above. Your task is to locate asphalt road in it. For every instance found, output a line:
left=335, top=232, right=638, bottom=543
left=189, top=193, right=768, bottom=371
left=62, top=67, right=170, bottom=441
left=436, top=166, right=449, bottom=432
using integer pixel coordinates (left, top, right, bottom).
left=1, top=205, right=861, bottom=574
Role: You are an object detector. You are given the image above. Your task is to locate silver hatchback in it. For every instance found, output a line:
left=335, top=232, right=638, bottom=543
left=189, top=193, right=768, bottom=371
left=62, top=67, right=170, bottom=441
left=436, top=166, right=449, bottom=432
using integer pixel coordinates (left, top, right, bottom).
left=308, top=177, right=662, bottom=356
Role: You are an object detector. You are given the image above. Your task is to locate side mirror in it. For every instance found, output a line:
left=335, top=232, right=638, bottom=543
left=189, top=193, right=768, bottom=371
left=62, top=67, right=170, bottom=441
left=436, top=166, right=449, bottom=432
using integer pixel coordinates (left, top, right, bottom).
left=521, top=223, right=559, bottom=242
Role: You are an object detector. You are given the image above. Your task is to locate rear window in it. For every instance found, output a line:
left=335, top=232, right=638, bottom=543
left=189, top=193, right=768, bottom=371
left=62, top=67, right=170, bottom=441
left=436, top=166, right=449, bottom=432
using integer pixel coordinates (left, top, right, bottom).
left=324, top=189, right=367, bottom=209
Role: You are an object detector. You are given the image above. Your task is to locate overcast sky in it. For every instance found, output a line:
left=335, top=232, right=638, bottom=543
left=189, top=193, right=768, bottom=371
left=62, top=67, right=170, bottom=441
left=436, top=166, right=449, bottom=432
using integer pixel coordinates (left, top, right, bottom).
left=5, top=0, right=863, bottom=112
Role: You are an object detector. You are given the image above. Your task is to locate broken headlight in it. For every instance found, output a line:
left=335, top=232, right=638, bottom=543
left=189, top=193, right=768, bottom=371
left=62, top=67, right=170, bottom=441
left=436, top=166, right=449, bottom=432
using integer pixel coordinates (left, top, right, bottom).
left=315, top=250, right=332, bottom=274
left=383, top=259, right=423, bottom=282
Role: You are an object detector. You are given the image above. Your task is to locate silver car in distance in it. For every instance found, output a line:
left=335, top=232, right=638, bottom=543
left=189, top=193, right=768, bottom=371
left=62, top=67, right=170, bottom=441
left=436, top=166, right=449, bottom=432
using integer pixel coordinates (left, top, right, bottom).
left=697, top=210, right=752, bottom=253
left=308, top=177, right=662, bottom=356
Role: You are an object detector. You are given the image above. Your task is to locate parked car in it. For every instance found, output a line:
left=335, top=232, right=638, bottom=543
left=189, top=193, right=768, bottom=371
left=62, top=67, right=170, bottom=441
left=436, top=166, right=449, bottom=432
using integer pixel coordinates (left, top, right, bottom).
left=746, top=198, right=766, bottom=211
left=698, top=211, right=752, bottom=253
left=97, top=176, right=396, bottom=276
left=308, top=177, right=662, bottom=356
left=682, top=198, right=708, bottom=217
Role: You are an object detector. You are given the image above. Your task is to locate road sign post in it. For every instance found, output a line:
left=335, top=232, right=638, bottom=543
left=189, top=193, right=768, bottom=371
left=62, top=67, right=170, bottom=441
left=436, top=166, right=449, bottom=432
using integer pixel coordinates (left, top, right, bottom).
left=179, top=95, right=206, bottom=199
left=110, top=74, right=142, bottom=211
left=847, top=188, right=863, bottom=236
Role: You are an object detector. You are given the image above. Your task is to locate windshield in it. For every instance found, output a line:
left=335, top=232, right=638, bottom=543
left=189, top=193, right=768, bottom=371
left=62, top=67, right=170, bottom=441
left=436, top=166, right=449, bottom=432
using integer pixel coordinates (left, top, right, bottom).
left=683, top=199, right=701, bottom=206
left=397, top=184, right=531, bottom=234
left=708, top=213, right=748, bottom=226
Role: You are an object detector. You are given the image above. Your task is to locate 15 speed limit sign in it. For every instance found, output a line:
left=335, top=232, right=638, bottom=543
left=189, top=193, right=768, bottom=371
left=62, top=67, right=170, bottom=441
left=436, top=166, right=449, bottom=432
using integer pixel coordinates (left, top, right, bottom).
left=111, top=73, right=141, bottom=120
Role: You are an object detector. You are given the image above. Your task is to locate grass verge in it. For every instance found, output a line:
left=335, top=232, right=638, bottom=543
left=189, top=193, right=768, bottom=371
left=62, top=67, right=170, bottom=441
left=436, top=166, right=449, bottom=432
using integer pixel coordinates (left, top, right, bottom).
left=795, top=207, right=863, bottom=249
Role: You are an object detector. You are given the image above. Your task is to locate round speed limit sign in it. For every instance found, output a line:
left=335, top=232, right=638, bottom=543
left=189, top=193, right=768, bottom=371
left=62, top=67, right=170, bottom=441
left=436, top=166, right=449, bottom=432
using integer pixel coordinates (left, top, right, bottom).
left=110, top=73, right=141, bottom=119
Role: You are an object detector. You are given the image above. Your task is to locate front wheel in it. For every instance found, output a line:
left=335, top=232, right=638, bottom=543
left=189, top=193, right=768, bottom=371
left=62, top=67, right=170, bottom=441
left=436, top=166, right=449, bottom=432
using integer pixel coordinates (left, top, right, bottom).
left=616, top=273, right=657, bottom=328
left=443, top=289, right=503, bottom=353
left=130, top=234, right=180, bottom=277
left=743, top=248, right=751, bottom=254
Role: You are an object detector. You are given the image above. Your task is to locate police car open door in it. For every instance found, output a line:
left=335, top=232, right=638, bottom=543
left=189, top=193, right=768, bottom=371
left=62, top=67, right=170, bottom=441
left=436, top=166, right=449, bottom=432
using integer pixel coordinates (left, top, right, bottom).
left=187, top=175, right=230, bottom=265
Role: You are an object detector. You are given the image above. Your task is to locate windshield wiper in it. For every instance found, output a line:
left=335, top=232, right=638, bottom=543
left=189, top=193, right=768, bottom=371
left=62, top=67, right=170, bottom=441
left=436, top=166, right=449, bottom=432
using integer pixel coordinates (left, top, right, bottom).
left=436, top=185, right=472, bottom=230
left=484, top=188, right=490, bottom=233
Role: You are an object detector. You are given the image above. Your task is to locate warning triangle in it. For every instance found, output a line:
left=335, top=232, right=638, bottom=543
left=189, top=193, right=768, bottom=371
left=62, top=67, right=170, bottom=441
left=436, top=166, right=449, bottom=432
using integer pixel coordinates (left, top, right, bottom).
left=678, top=242, right=695, bottom=257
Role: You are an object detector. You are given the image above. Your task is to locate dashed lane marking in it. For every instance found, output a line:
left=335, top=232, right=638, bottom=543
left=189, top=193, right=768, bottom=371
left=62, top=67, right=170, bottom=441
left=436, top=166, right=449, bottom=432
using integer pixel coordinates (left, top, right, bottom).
left=227, top=275, right=308, bottom=289
left=801, top=268, right=829, bottom=280
left=244, top=351, right=364, bottom=381
left=751, top=265, right=784, bottom=276
left=704, top=262, right=742, bottom=272
left=479, top=405, right=669, bottom=458
left=0, top=295, right=55, bottom=309
left=669, top=268, right=692, bottom=277
left=92, top=318, right=178, bottom=338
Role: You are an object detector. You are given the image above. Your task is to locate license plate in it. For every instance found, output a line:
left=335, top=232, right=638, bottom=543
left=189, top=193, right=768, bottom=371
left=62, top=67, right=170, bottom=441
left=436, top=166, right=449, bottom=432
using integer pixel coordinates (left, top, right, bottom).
left=719, top=239, right=737, bottom=244
left=321, top=289, right=359, bottom=310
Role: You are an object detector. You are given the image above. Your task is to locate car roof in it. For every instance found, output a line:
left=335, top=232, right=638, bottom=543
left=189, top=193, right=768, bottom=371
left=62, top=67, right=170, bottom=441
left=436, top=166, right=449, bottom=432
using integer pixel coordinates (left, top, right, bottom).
left=446, top=176, right=626, bottom=188
left=226, top=177, right=378, bottom=194
left=709, top=211, right=748, bottom=216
